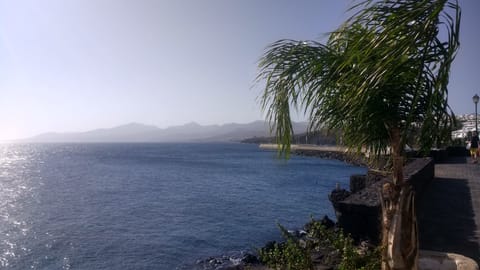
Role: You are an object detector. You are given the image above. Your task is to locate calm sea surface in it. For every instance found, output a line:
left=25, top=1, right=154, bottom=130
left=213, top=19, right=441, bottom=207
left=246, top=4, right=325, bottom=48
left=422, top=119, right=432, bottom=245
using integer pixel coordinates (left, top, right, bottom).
left=0, top=143, right=366, bottom=269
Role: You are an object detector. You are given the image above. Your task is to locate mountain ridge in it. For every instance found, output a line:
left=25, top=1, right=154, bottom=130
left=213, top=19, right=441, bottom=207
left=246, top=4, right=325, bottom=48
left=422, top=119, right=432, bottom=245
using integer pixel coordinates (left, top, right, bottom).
left=21, top=121, right=309, bottom=143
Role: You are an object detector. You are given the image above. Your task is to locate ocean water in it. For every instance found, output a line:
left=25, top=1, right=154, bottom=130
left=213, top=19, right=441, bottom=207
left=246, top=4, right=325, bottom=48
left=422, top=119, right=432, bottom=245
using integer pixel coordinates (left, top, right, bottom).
left=0, top=143, right=366, bottom=270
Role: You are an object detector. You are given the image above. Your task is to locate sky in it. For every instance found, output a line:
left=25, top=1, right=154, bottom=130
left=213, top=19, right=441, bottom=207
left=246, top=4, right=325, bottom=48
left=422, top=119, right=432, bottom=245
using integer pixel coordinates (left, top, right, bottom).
left=0, top=0, right=479, bottom=141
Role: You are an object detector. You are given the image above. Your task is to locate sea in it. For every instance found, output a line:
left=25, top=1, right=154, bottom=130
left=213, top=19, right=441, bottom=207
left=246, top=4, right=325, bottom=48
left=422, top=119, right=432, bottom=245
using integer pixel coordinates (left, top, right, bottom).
left=0, top=143, right=366, bottom=270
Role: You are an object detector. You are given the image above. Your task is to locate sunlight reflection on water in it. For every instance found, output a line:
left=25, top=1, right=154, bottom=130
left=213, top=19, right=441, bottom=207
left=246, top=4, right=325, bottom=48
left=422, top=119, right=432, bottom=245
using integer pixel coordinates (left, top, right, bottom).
left=0, top=144, right=42, bottom=268
left=0, top=143, right=366, bottom=269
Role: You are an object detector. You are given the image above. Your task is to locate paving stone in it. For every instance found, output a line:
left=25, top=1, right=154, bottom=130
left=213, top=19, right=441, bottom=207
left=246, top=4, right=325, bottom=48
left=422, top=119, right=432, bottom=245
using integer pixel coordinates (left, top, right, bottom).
left=417, top=156, right=480, bottom=263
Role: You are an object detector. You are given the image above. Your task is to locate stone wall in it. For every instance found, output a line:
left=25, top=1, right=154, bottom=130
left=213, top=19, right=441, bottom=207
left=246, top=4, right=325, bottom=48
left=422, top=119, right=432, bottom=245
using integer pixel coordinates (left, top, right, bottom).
left=329, top=158, right=434, bottom=243
left=446, top=146, right=469, bottom=157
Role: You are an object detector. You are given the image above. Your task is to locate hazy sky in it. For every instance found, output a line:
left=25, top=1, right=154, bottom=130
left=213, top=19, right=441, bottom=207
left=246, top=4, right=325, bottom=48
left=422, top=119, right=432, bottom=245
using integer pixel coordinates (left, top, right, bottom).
left=0, top=0, right=479, bottom=140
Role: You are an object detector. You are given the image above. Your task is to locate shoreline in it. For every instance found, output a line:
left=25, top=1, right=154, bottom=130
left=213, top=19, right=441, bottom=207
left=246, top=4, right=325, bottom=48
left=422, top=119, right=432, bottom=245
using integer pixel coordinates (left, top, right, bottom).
left=191, top=144, right=367, bottom=269
left=259, top=143, right=367, bottom=166
left=259, top=143, right=347, bottom=152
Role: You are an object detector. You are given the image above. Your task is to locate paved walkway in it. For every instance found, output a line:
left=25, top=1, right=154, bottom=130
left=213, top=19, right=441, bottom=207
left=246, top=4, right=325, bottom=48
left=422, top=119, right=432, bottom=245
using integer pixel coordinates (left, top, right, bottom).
left=417, top=156, right=480, bottom=263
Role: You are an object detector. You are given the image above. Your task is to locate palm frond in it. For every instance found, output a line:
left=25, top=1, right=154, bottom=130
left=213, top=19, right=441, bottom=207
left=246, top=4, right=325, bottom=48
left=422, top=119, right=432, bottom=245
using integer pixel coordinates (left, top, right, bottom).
left=257, top=0, right=460, bottom=160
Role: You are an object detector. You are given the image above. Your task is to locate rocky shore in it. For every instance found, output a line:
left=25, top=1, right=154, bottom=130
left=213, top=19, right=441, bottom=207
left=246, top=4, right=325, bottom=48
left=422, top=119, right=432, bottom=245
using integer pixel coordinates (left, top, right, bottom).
left=192, top=216, right=347, bottom=270
left=194, top=251, right=264, bottom=270
left=258, top=144, right=367, bottom=166
left=190, top=144, right=372, bottom=270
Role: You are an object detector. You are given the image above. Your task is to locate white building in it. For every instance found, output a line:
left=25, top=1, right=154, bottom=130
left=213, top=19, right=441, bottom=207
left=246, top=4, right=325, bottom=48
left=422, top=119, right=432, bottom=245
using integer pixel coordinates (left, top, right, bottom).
left=452, top=114, right=478, bottom=139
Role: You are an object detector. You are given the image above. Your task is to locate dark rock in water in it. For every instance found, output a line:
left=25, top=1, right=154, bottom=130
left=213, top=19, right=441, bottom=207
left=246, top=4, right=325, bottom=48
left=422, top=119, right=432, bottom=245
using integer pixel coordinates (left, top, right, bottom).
left=195, top=256, right=230, bottom=269
left=319, top=215, right=335, bottom=229
left=195, top=251, right=263, bottom=270
left=328, top=188, right=350, bottom=204
left=304, top=215, right=336, bottom=233
left=241, top=253, right=259, bottom=264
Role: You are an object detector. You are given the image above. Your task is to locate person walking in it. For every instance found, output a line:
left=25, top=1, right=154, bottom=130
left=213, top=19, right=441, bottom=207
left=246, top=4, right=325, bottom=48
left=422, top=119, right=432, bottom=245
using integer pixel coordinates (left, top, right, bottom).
left=470, top=131, right=479, bottom=163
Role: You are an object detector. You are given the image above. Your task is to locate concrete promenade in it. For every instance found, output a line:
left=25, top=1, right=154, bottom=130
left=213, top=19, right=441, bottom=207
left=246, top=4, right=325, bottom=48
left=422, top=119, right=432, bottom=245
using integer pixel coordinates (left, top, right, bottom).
left=417, top=155, right=480, bottom=263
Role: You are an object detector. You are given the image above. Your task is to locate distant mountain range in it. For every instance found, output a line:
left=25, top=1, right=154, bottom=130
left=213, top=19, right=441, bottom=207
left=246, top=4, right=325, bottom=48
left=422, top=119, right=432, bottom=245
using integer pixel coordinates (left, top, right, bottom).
left=21, top=121, right=309, bottom=143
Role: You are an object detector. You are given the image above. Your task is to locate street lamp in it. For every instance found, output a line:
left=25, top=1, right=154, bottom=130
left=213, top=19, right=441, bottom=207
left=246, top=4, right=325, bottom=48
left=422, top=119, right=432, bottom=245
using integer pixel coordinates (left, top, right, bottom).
left=473, top=94, right=479, bottom=133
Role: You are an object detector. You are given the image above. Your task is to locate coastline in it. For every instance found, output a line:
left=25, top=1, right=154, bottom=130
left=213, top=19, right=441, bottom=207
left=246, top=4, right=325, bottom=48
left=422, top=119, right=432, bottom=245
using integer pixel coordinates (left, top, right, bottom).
left=191, top=144, right=367, bottom=270
left=259, top=143, right=366, bottom=166
left=259, top=143, right=347, bottom=152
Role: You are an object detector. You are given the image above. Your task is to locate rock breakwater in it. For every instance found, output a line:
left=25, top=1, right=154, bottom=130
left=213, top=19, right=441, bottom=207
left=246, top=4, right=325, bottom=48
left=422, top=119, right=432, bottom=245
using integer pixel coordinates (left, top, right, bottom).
left=258, top=144, right=367, bottom=166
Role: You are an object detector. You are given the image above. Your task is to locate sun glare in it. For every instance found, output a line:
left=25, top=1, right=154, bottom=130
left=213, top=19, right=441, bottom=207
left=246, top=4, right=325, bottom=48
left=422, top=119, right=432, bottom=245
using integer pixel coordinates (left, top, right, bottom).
left=0, top=127, right=21, bottom=142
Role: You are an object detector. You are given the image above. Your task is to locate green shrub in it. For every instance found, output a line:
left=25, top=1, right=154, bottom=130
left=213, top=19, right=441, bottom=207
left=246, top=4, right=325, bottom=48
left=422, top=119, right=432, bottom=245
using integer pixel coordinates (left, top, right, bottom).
left=258, top=224, right=314, bottom=270
left=258, top=219, right=381, bottom=270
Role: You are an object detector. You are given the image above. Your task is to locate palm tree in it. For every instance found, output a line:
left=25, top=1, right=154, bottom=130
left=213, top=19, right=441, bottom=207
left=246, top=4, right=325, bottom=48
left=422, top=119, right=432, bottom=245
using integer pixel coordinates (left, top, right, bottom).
left=257, top=1, right=460, bottom=269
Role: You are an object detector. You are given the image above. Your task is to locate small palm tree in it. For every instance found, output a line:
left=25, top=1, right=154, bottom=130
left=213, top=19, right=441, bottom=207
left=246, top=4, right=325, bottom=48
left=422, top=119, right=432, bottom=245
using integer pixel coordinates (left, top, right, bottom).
left=257, top=1, right=460, bottom=269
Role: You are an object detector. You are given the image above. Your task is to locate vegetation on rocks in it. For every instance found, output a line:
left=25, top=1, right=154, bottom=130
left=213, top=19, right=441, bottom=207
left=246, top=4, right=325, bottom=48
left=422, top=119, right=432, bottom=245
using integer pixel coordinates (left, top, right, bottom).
left=258, top=219, right=381, bottom=270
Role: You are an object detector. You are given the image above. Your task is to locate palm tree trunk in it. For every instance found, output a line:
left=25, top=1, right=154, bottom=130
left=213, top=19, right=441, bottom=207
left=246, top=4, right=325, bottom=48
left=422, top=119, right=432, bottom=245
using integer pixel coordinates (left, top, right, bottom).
left=380, top=128, right=419, bottom=270
left=391, top=127, right=404, bottom=186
